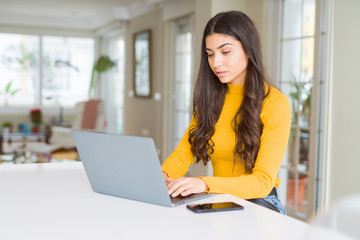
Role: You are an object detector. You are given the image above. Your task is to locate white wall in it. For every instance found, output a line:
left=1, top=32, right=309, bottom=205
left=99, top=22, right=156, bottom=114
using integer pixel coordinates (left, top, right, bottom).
left=327, top=0, right=360, bottom=204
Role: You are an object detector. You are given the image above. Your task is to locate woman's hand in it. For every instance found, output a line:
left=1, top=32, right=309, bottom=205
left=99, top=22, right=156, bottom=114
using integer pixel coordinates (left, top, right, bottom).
left=163, top=172, right=173, bottom=184
left=167, top=177, right=209, bottom=197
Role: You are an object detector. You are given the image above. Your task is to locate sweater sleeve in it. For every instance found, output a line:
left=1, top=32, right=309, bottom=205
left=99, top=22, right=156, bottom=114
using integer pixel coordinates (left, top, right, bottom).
left=161, top=119, right=195, bottom=179
left=201, top=90, right=291, bottom=199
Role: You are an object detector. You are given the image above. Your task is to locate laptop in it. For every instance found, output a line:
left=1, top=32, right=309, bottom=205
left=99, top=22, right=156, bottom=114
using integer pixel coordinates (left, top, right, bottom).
left=71, top=130, right=214, bottom=207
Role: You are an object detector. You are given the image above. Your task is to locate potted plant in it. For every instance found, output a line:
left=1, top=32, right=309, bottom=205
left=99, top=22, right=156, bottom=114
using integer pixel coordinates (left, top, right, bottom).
left=88, top=55, right=116, bottom=98
left=30, top=108, right=43, bottom=133
left=2, top=121, right=12, bottom=133
left=287, top=73, right=312, bottom=206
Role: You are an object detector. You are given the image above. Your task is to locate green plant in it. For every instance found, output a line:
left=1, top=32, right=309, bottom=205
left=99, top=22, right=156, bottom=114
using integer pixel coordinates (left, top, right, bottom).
left=287, top=73, right=312, bottom=178
left=1, top=44, right=37, bottom=70
left=88, top=55, right=116, bottom=98
left=0, top=80, right=19, bottom=106
left=2, top=121, right=12, bottom=133
left=54, top=60, right=79, bottom=71
left=30, top=108, right=42, bottom=133
left=30, top=108, right=42, bottom=125
left=1, top=44, right=36, bottom=107
left=2, top=121, right=11, bottom=127
left=289, top=73, right=312, bottom=125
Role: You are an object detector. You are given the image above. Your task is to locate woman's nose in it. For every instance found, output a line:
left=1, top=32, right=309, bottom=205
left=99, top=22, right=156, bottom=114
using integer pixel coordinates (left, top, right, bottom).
left=212, top=54, right=222, bottom=67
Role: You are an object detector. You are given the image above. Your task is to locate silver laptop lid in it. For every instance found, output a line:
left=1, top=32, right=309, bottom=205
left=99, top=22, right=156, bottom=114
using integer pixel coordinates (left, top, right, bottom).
left=72, top=130, right=173, bottom=207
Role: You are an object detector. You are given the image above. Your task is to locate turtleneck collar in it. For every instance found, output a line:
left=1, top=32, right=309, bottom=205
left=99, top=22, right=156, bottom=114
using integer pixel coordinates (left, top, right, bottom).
left=227, top=83, right=244, bottom=94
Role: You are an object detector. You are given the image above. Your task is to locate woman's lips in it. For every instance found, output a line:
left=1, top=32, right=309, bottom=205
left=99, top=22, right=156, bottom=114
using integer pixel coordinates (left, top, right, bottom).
left=216, top=71, right=226, bottom=78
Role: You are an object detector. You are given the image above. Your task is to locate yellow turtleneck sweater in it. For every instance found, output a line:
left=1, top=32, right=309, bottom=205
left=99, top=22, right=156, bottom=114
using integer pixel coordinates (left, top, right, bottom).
left=161, top=83, right=291, bottom=199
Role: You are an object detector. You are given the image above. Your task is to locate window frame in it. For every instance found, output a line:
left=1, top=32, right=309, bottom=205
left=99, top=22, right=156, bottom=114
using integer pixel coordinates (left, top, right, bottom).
left=275, top=0, right=329, bottom=221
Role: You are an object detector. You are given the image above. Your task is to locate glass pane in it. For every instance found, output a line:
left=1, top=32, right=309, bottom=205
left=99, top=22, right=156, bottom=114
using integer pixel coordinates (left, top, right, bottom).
left=278, top=167, right=289, bottom=203
left=299, top=129, right=310, bottom=171
left=175, top=82, right=184, bottom=110
left=175, top=111, right=190, bottom=139
left=281, top=144, right=290, bottom=168
left=282, top=0, right=303, bottom=39
left=299, top=173, right=309, bottom=213
left=299, top=81, right=312, bottom=126
left=184, top=32, right=192, bottom=52
left=175, top=82, right=191, bottom=111
left=301, top=38, right=315, bottom=80
left=175, top=54, right=192, bottom=83
left=285, top=170, right=296, bottom=209
left=287, top=127, right=298, bottom=168
left=111, top=38, right=125, bottom=134
left=0, top=33, right=39, bottom=107
left=303, top=0, right=316, bottom=36
left=286, top=172, right=308, bottom=213
left=172, top=19, right=193, bottom=154
left=176, top=24, right=191, bottom=52
left=282, top=0, right=316, bottom=39
left=280, top=39, right=301, bottom=83
left=282, top=80, right=312, bottom=126
left=184, top=50, right=192, bottom=82
left=175, top=54, right=185, bottom=82
left=279, top=83, right=299, bottom=124
left=42, top=36, right=94, bottom=108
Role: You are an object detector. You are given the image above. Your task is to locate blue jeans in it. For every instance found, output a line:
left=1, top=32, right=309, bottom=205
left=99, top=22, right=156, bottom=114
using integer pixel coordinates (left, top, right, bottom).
left=262, top=194, right=287, bottom=215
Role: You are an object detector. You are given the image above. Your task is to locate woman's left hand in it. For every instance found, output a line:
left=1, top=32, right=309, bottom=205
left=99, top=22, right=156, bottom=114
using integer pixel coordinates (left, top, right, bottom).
left=167, top=177, right=209, bottom=197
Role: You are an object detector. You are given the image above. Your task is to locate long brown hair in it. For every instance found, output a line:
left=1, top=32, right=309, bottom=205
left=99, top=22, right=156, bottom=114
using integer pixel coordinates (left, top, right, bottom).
left=188, top=11, right=270, bottom=173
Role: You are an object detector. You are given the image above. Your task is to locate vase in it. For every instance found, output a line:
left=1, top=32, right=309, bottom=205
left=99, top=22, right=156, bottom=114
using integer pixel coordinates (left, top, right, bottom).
left=286, top=176, right=308, bottom=206
left=32, top=125, right=39, bottom=133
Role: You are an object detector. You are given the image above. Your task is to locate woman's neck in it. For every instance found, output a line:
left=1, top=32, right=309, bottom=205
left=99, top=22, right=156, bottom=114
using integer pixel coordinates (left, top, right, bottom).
left=227, top=83, right=244, bottom=94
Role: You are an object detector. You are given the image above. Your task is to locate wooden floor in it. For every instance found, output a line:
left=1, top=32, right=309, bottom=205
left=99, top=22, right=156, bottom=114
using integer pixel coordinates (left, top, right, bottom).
left=52, top=150, right=78, bottom=160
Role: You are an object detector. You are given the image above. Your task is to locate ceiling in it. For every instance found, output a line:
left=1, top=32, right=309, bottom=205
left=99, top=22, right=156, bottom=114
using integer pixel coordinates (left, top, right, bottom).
left=0, top=0, right=169, bottom=30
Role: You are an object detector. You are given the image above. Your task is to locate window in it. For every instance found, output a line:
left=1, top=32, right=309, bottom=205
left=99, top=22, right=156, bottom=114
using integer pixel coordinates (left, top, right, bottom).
left=169, top=17, right=194, bottom=151
left=277, top=0, right=328, bottom=220
left=101, top=35, right=125, bottom=134
left=42, top=36, right=94, bottom=107
left=0, top=33, right=94, bottom=109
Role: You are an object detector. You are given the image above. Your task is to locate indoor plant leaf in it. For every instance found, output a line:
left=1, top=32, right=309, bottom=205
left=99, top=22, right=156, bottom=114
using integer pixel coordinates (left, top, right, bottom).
left=88, top=55, right=116, bottom=98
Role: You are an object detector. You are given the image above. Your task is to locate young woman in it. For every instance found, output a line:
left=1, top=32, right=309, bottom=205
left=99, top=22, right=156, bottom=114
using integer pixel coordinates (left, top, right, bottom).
left=162, top=11, right=291, bottom=214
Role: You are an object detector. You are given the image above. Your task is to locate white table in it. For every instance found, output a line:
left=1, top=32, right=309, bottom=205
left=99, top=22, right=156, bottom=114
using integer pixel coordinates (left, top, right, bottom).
left=0, top=163, right=352, bottom=240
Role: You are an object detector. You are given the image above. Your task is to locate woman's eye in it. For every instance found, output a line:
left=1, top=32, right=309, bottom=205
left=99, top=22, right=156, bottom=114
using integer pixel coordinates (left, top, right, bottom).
left=223, top=51, right=231, bottom=55
left=206, top=53, right=214, bottom=57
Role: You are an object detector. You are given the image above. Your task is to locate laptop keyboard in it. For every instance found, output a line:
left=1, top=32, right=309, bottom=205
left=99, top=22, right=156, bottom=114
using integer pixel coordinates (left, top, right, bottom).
left=170, top=192, right=207, bottom=205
